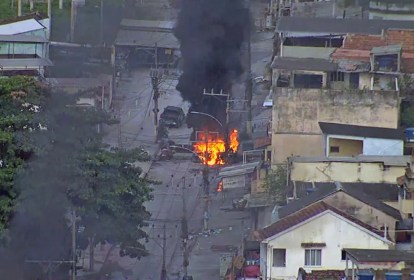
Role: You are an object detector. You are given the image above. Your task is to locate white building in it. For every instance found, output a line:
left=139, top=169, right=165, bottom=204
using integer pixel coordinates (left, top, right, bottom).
left=0, top=14, right=51, bottom=77
left=319, top=122, right=405, bottom=157
left=255, top=201, right=392, bottom=280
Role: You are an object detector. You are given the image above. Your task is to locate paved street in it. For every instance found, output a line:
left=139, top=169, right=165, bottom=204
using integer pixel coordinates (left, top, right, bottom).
left=97, top=1, right=274, bottom=279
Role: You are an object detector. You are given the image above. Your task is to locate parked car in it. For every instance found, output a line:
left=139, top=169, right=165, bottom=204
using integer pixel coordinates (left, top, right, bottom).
left=160, top=106, right=185, bottom=128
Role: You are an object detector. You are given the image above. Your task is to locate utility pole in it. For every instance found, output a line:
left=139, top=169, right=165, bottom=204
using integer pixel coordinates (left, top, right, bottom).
left=59, top=0, right=63, bottom=9
left=160, top=223, right=167, bottom=280
left=151, top=43, right=162, bottom=142
left=70, top=0, right=76, bottom=42
left=202, top=89, right=229, bottom=151
left=47, top=0, right=52, bottom=19
left=71, top=209, right=77, bottom=280
left=181, top=176, right=189, bottom=277
left=99, top=0, right=104, bottom=45
left=17, top=0, right=21, bottom=16
left=245, top=0, right=253, bottom=137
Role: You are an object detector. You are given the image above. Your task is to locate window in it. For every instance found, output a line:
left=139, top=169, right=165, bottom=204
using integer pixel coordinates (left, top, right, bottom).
left=341, top=249, right=346, bottom=261
left=330, top=72, right=345, bottom=82
left=330, top=146, right=340, bottom=153
left=305, top=249, right=321, bottom=266
left=273, top=249, right=286, bottom=267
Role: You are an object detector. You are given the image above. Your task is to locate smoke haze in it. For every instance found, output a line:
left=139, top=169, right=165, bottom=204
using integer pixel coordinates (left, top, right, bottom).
left=175, top=0, right=250, bottom=117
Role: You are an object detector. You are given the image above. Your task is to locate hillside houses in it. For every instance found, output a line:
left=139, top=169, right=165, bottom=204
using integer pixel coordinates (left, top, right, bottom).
left=231, top=8, right=414, bottom=280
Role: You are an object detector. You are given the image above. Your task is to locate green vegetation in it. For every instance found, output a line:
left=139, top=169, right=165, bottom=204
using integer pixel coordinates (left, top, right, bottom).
left=0, top=76, right=46, bottom=236
left=0, top=76, right=153, bottom=277
left=262, top=164, right=287, bottom=204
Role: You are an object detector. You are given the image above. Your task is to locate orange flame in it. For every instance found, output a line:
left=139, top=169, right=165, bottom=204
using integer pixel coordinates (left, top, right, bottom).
left=229, top=129, right=239, bottom=153
left=193, top=131, right=226, bottom=166
left=193, top=130, right=239, bottom=166
left=217, top=180, right=223, bottom=192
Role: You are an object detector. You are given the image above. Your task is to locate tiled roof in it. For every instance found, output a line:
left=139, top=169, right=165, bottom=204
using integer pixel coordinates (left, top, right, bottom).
left=255, top=201, right=387, bottom=241
left=280, top=181, right=402, bottom=220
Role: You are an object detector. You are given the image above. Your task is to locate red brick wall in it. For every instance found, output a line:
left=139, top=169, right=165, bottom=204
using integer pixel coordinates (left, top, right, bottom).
left=343, top=30, right=414, bottom=52
left=342, top=30, right=414, bottom=73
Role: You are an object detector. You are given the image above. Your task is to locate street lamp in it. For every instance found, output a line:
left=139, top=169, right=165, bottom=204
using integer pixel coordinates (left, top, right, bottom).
left=188, top=111, right=224, bottom=130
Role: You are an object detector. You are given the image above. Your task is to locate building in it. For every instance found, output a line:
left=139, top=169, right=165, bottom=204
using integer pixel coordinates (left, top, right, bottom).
left=369, top=0, right=414, bottom=21
left=278, top=181, right=402, bottom=241
left=254, top=201, right=392, bottom=280
left=271, top=88, right=400, bottom=164
left=270, top=17, right=414, bottom=164
left=319, top=122, right=405, bottom=157
left=344, top=249, right=414, bottom=279
left=289, top=155, right=410, bottom=184
left=0, top=13, right=51, bottom=77
left=113, top=19, right=180, bottom=68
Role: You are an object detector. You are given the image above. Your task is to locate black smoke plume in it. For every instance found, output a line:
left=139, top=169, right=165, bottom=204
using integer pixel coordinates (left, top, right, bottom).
left=175, top=0, right=250, bottom=123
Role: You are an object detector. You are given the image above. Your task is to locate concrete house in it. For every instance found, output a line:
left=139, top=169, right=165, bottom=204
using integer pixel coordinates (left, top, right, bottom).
left=278, top=181, right=402, bottom=242
left=289, top=155, right=410, bottom=184
left=319, top=122, right=405, bottom=157
left=269, top=17, right=414, bottom=164
left=113, top=19, right=179, bottom=68
left=255, top=201, right=392, bottom=280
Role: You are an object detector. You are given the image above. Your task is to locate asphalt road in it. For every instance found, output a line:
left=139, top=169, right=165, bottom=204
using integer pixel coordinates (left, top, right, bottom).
left=102, top=68, right=201, bottom=280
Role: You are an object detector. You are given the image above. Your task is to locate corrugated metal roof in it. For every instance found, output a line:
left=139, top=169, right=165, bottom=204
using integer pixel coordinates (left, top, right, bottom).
left=0, top=19, right=45, bottom=35
left=0, top=34, right=47, bottom=43
left=319, top=121, right=405, bottom=140
left=218, top=161, right=261, bottom=178
left=271, top=56, right=338, bottom=71
left=345, top=249, right=414, bottom=262
left=0, top=58, right=53, bottom=68
left=120, top=19, right=175, bottom=31
left=115, top=29, right=179, bottom=48
left=276, top=17, right=414, bottom=35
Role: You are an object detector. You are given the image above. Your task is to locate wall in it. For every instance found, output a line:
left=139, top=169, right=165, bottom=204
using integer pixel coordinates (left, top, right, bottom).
left=264, top=212, right=390, bottom=279
left=363, top=138, right=404, bottom=156
left=323, top=192, right=397, bottom=241
left=328, top=138, right=363, bottom=157
left=272, top=134, right=323, bottom=165
left=359, top=73, right=371, bottom=89
left=386, top=200, right=414, bottom=216
left=289, top=161, right=406, bottom=183
left=281, top=46, right=335, bottom=59
left=271, top=88, right=400, bottom=163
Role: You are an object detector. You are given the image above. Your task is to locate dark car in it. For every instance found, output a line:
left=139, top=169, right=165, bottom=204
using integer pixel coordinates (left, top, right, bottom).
left=160, top=106, right=185, bottom=128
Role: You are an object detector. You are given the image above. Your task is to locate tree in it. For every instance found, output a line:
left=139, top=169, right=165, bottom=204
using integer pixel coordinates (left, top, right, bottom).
left=262, top=164, right=287, bottom=204
left=0, top=77, right=154, bottom=277
left=0, top=76, right=46, bottom=239
left=69, top=146, right=153, bottom=271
